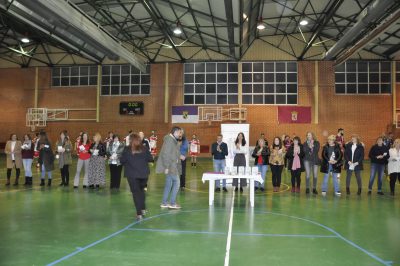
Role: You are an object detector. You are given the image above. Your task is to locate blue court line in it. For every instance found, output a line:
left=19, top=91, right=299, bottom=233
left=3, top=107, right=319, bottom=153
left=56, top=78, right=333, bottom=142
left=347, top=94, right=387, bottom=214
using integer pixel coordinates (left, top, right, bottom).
left=127, top=228, right=338, bottom=239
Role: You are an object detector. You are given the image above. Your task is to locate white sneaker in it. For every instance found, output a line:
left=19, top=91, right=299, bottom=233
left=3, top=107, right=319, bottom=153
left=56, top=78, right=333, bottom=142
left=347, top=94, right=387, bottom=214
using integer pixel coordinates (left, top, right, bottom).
left=160, top=203, right=169, bottom=208
left=321, top=191, right=327, bottom=196
left=168, top=204, right=182, bottom=209
left=335, top=191, right=341, bottom=196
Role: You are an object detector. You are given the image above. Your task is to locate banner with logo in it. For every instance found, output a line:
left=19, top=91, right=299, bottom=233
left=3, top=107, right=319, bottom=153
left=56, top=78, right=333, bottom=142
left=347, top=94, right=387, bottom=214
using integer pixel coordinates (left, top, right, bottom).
left=172, top=106, right=199, bottom=123
left=277, top=106, right=311, bottom=124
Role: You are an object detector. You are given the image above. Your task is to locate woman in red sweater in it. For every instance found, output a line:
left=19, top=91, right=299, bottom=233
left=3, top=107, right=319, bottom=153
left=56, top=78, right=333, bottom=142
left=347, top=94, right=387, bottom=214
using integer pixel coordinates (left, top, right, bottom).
left=73, top=132, right=91, bottom=188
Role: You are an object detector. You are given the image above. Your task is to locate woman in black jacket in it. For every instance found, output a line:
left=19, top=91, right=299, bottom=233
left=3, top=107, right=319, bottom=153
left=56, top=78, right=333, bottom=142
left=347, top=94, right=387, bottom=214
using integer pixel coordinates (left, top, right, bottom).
left=251, top=138, right=270, bottom=191
left=120, top=133, right=154, bottom=220
left=344, top=134, right=364, bottom=195
left=286, top=136, right=305, bottom=193
left=368, top=137, right=389, bottom=195
left=320, top=135, right=343, bottom=196
left=37, top=131, right=55, bottom=187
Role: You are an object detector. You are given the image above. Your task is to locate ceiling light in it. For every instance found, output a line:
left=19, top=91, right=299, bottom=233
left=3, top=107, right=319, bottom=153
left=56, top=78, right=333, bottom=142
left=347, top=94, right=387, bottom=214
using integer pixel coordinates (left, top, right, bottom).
left=299, top=19, right=308, bottom=26
left=257, top=17, right=265, bottom=30
left=21, top=37, right=30, bottom=43
left=173, top=21, right=182, bottom=35
left=243, top=13, right=247, bottom=20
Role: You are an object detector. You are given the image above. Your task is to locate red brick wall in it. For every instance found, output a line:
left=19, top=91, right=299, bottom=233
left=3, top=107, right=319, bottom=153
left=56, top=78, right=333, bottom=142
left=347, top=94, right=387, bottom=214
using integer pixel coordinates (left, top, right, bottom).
left=0, top=62, right=393, bottom=156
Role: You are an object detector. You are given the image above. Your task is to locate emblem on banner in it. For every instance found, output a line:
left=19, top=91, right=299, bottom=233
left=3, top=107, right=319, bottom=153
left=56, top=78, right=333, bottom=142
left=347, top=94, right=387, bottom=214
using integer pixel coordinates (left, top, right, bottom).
left=182, top=111, right=188, bottom=119
left=291, top=111, right=298, bottom=121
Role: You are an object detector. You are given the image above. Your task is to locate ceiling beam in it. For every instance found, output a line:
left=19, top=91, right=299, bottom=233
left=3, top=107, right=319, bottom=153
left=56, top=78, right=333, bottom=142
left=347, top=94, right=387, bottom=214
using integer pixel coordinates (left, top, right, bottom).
left=224, top=0, right=236, bottom=58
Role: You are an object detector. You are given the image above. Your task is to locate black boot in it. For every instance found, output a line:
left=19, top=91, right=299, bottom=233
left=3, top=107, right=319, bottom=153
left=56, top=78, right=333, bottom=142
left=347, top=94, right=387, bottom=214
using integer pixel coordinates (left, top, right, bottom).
left=29, top=177, right=33, bottom=185
left=346, top=187, right=350, bottom=195
left=312, top=189, right=318, bottom=195
left=13, top=177, right=19, bottom=186
left=24, top=176, right=28, bottom=186
left=40, top=179, right=45, bottom=186
left=357, top=188, right=361, bottom=195
left=5, top=177, right=10, bottom=186
left=48, top=179, right=52, bottom=187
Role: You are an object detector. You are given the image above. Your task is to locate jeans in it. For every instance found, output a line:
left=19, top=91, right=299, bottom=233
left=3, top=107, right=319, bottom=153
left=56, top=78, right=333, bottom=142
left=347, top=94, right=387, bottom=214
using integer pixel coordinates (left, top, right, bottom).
left=60, top=165, right=69, bottom=185
left=291, top=169, right=301, bottom=188
left=346, top=169, right=362, bottom=189
left=22, top=159, right=33, bottom=177
left=74, top=159, right=89, bottom=186
left=304, top=160, right=318, bottom=189
left=162, top=174, right=180, bottom=205
left=127, top=177, right=148, bottom=215
left=271, top=165, right=283, bottom=187
left=389, top=173, right=400, bottom=193
left=213, top=159, right=226, bottom=188
left=322, top=164, right=340, bottom=193
left=368, top=163, right=385, bottom=192
left=41, top=164, right=52, bottom=180
left=256, top=164, right=268, bottom=189
left=180, top=159, right=187, bottom=188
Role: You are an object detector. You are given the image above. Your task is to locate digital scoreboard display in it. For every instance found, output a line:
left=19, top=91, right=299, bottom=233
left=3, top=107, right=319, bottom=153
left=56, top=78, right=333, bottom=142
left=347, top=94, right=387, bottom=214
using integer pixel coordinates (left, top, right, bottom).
left=119, top=102, right=144, bottom=115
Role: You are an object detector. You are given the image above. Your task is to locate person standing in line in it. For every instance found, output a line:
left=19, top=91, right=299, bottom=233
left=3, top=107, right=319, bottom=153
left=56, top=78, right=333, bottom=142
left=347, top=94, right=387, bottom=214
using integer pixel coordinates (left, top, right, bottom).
left=232, top=132, right=247, bottom=193
left=21, top=134, right=34, bottom=186
left=107, top=134, right=125, bottom=190
left=105, top=131, right=114, bottom=150
left=37, top=131, right=54, bottom=187
left=73, top=132, right=91, bottom=189
left=368, top=137, right=389, bottom=195
left=88, top=133, right=107, bottom=189
left=320, top=135, right=343, bottom=197
left=5, top=134, right=22, bottom=186
left=335, top=128, right=345, bottom=179
left=139, top=131, right=150, bottom=151
left=124, top=130, right=133, bottom=146
left=251, top=138, right=270, bottom=192
left=388, top=139, right=400, bottom=196
left=179, top=131, right=189, bottom=190
left=33, top=132, right=40, bottom=168
left=149, top=130, right=158, bottom=158
left=255, top=133, right=268, bottom=146
left=211, top=134, right=228, bottom=192
left=156, top=126, right=183, bottom=209
left=286, top=136, right=305, bottom=193
left=344, top=134, right=364, bottom=195
left=283, top=135, right=292, bottom=170
left=121, top=133, right=154, bottom=220
left=189, top=134, right=200, bottom=167
left=74, top=131, right=83, bottom=155
left=56, top=131, right=72, bottom=187
left=269, top=137, right=286, bottom=192
left=303, top=132, right=320, bottom=195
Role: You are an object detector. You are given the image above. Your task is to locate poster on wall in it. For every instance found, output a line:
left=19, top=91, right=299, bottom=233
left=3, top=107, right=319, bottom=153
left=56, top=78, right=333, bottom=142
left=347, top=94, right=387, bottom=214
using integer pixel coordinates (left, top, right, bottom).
left=221, top=124, right=250, bottom=168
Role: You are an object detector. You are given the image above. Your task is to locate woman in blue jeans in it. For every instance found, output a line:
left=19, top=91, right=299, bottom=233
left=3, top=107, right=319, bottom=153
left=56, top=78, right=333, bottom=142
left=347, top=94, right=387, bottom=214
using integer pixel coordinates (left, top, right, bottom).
left=368, top=137, right=389, bottom=195
left=251, top=138, right=270, bottom=191
left=320, top=135, right=343, bottom=196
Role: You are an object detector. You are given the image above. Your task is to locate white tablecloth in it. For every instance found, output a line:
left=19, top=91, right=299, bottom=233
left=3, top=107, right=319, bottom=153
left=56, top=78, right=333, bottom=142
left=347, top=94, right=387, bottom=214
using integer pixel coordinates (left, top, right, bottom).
left=202, top=173, right=264, bottom=207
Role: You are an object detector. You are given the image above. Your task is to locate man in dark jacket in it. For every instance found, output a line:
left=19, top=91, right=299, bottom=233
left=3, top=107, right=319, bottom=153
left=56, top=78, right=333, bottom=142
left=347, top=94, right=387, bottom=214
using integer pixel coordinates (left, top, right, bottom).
left=211, top=134, right=228, bottom=192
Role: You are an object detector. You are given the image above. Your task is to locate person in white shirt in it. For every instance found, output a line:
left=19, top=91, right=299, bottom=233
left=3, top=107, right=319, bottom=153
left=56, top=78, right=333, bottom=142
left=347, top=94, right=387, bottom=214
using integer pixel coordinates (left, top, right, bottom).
left=344, top=134, right=364, bottom=195
left=5, top=134, right=22, bottom=186
left=232, top=132, right=247, bottom=193
left=388, top=138, right=400, bottom=196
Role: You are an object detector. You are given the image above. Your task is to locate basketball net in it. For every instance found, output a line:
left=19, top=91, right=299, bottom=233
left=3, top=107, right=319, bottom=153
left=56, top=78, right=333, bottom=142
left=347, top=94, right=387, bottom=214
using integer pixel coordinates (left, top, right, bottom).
left=207, top=118, right=212, bottom=126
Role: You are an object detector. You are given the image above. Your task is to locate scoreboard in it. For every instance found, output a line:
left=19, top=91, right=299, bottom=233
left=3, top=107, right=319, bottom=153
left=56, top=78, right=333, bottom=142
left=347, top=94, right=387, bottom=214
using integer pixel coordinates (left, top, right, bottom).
left=119, top=101, right=144, bottom=115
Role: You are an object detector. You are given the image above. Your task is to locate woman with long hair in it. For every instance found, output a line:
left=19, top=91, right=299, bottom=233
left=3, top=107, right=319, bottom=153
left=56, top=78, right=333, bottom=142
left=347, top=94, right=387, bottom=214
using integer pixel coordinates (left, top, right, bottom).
left=303, top=132, right=320, bottom=194
left=232, top=132, right=247, bottom=192
left=286, top=136, right=305, bottom=193
left=387, top=139, right=400, bottom=196
left=368, top=136, right=389, bottom=195
left=320, top=135, right=343, bottom=196
left=37, top=131, right=55, bottom=186
left=269, top=137, right=286, bottom=192
left=5, top=134, right=22, bottom=186
left=88, top=133, right=107, bottom=189
left=107, top=134, right=125, bottom=190
left=121, top=133, right=154, bottom=220
left=344, top=134, right=364, bottom=195
left=251, top=138, right=270, bottom=191
left=21, top=134, right=34, bottom=186
left=73, top=132, right=91, bottom=188
left=56, top=131, right=72, bottom=187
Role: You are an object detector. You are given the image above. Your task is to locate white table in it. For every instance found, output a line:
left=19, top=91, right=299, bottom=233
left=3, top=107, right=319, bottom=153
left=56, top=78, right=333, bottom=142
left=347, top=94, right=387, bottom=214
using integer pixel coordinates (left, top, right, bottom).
left=202, top=172, right=264, bottom=207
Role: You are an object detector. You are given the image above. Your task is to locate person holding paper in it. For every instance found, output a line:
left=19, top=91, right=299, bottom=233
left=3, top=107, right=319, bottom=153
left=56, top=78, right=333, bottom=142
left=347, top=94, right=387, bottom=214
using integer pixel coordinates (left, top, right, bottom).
left=5, top=134, right=22, bottom=186
left=286, top=136, right=305, bottom=193
left=21, top=134, right=34, bottom=186
left=73, top=132, right=91, bottom=188
left=387, top=139, right=400, bottom=196
left=56, top=131, right=72, bottom=187
left=211, top=134, right=228, bottom=192
left=368, top=137, right=389, bottom=195
left=251, top=138, right=270, bottom=192
left=233, top=132, right=247, bottom=193
left=344, top=135, right=364, bottom=195
left=320, top=135, right=343, bottom=196
left=88, top=133, right=107, bottom=189
left=36, top=131, right=55, bottom=187
left=269, top=137, right=286, bottom=192
left=189, top=134, right=200, bottom=167
left=107, top=134, right=125, bottom=190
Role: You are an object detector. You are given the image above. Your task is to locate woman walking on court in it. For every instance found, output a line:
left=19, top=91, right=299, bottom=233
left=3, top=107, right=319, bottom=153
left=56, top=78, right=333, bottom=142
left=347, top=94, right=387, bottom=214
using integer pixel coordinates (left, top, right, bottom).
left=251, top=138, right=270, bottom=191
left=344, top=134, right=364, bottom=195
left=21, top=134, right=34, bottom=186
left=5, top=134, right=22, bottom=186
left=73, top=132, right=91, bottom=188
left=107, top=134, right=125, bottom=190
left=303, top=132, right=320, bottom=195
left=88, top=133, right=107, bottom=189
left=233, top=132, right=247, bottom=193
left=37, top=131, right=55, bottom=187
left=368, top=137, right=389, bottom=195
left=388, top=139, right=400, bottom=196
left=56, top=131, right=72, bottom=187
left=286, top=136, right=305, bottom=193
left=269, top=137, right=286, bottom=192
left=320, top=135, right=343, bottom=196
left=121, top=133, right=154, bottom=220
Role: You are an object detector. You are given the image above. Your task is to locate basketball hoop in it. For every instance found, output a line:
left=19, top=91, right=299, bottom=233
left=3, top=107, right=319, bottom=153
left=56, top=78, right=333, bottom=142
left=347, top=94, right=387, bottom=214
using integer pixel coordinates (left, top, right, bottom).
left=207, top=118, right=212, bottom=126
left=30, top=125, right=36, bottom=132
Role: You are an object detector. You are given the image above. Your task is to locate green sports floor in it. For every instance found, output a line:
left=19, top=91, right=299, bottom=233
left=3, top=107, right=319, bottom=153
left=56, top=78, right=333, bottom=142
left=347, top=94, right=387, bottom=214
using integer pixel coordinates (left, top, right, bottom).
left=1, top=157, right=399, bottom=266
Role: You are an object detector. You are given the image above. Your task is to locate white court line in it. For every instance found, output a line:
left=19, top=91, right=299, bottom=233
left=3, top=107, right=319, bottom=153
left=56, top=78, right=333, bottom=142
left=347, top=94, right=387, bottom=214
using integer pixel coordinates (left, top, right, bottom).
left=224, top=189, right=235, bottom=266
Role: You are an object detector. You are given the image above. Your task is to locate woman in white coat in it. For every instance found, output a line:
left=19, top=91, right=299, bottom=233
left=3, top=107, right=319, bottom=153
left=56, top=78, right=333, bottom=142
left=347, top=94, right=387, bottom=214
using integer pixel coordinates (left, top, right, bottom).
left=388, top=138, right=400, bottom=196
